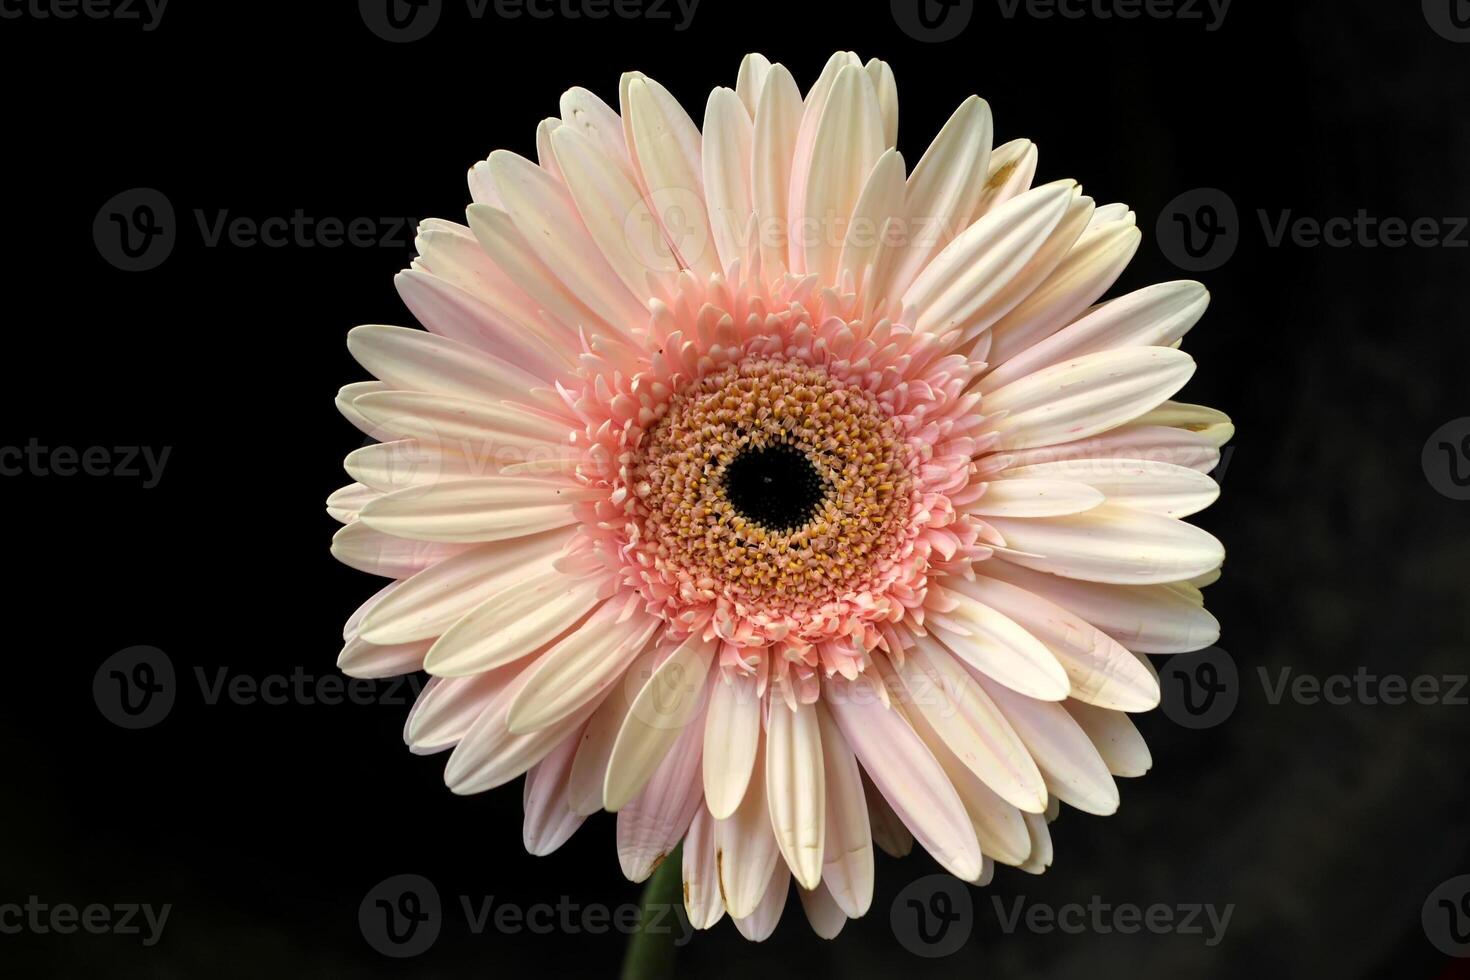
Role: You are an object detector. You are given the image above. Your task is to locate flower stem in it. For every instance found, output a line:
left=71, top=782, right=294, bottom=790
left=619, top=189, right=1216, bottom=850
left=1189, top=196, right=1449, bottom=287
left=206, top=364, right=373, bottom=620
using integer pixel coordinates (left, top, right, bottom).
left=619, top=843, right=684, bottom=980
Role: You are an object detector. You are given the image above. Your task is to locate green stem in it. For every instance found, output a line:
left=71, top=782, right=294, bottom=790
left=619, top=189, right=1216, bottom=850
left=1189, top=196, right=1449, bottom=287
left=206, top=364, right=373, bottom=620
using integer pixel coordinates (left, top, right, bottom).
left=619, top=843, right=684, bottom=980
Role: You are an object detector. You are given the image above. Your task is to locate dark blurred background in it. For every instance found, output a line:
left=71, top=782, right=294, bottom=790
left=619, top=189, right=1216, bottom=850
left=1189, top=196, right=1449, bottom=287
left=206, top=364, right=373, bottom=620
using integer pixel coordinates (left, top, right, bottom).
left=3, top=0, right=1469, bottom=975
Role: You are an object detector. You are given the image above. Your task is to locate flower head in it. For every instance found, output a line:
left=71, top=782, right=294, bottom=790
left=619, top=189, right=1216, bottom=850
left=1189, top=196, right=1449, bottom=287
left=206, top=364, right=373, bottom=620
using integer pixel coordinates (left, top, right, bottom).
left=331, top=50, right=1229, bottom=941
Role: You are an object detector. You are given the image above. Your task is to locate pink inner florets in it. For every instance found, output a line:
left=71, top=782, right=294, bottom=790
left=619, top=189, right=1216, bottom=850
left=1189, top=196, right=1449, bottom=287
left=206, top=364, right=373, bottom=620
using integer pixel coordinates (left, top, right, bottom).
left=555, top=266, right=997, bottom=695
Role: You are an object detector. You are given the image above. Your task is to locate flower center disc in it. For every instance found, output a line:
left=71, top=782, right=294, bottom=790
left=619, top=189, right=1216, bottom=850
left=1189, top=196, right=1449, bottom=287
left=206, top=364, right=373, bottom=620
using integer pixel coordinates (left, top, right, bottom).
left=722, top=442, right=826, bottom=533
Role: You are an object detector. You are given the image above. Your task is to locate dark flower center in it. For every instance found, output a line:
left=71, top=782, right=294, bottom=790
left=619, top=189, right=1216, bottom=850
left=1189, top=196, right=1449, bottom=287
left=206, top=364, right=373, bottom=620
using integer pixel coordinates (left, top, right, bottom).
left=723, top=442, right=826, bottom=533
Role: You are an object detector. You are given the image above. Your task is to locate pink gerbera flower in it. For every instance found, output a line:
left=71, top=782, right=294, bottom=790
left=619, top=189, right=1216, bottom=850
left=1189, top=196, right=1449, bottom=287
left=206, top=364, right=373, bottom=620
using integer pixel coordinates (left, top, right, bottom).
left=330, top=50, right=1230, bottom=941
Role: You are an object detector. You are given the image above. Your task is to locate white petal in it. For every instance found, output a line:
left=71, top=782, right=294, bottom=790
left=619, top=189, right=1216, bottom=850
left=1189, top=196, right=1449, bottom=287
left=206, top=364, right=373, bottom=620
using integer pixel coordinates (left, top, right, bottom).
left=825, top=675, right=983, bottom=881
left=395, top=267, right=571, bottom=380
left=566, top=689, right=635, bottom=816
left=972, top=673, right=1119, bottom=816
left=981, top=280, right=1210, bottom=393
left=337, top=634, right=430, bottom=679
left=347, top=324, right=549, bottom=412
left=682, top=805, right=726, bottom=930
left=1004, top=458, right=1220, bottom=518
left=893, top=634, right=1048, bottom=812
left=443, top=668, right=595, bottom=794
left=999, top=422, right=1223, bottom=474
left=327, top=482, right=377, bottom=524
left=984, top=347, right=1197, bottom=452
left=801, top=64, right=885, bottom=283
left=716, top=729, right=781, bottom=919
left=989, top=502, right=1224, bottom=585
left=979, top=560, right=1220, bottom=653
left=969, top=478, right=1104, bottom=517
left=423, top=569, right=604, bottom=677
left=750, top=64, right=802, bottom=278
left=350, top=390, right=571, bottom=456
left=798, top=879, right=847, bottom=940
left=703, top=670, right=761, bottom=819
left=987, top=220, right=1142, bottom=365
left=622, top=73, right=717, bottom=278
left=506, top=606, right=660, bottom=734
left=863, top=770, right=913, bottom=857
left=955, top=574, right=1160, bottom=712
left=970, top=138, right=1038, bottom=223
left=879, top=96, right=994, bottom=299
left=616, top=701, right=705, bottom=882
left=784, top=51, right=861, bottom=275
left=838, top=148, right=906, bottom=300
left=559, top=86, right=633, bottom=178
left=604, top=634, right=716, bottom=811
left=864, top=58, right=898, bottom=149
left=522, top=728, right=587, bottom=856
left=813, top=703, right=873, bottom=918
left=702, top=87, right=756, bottom=273
left=765, top=700, right=825, bottom=890
left=734, top=52, right=772, bottom=116
left=359, top=529, right=575, bottom=644
left=927, top=588, right=1071, bottom=701
left=903, top=179, right=1076, bottom=336
left=550, top=124, right=678, bottom=305
left=1064, top=700, right=1152, bottom=777
left=486, top=149, right=648, bottom=333
left=732, top=862, right=789, bottom=942
left=330, top=521, right=471, bottom=578
left=358, top=476, right=591, bottom=544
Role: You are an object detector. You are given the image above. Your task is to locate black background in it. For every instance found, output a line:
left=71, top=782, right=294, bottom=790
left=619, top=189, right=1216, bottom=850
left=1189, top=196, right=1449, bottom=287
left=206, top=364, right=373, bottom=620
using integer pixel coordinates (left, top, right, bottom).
left=4, top=0, right=1470, bottom=976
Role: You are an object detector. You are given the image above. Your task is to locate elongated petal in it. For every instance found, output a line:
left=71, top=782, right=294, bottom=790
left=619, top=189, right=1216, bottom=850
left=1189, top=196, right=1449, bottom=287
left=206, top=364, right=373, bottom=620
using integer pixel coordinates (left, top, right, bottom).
left=1065, top=700, right=1152, bottom=777
left=988, top=502, right=1224, bottom=585
left=732, top=862, right=789, bottom=942
left=522, top=728, right=587, bottom=855
left=1004, top=458, right=1219, bottom=518
left=703, top=670, right=761, bottom=818
left=507, top=606, right=660, bottom=733
left=702, top=87, right=756, bottom=273
left=894, top=633, right=1048, bottom=812
left=765, top=700, right=825, bottom=890
left=330, top=522, right=471, bottom=578
left=616, top=701, right=706, bottom=882
left=813, top=703, right=873, bottom=917
left=424, top=570, right=603, bottom=677
left=979, top=560, right=1220, bottom=653
left=801, top=64, right=884, bottom=283
left=716, top=729, right=781, bottom=919
left=359, top=477, right=592, bottom=544
left=825, top=675, right=983, bottom=881
left=969, top=478, right=1104, bottom=517
left=750, top=64, right=801, bottom=278
left=927, top=588, right=1071, bottom=701
left=604, top=634, right=716, bottom=810
left=682, top=805, right=726, bottom=930
left=984, top=347, right=1197, bottom=452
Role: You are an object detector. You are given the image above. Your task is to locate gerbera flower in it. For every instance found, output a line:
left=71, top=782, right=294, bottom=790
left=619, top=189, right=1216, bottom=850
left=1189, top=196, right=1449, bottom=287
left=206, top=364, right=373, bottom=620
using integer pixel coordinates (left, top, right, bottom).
left=330, top=50, right=1229, bottom=941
